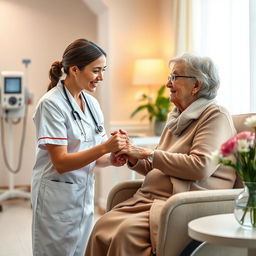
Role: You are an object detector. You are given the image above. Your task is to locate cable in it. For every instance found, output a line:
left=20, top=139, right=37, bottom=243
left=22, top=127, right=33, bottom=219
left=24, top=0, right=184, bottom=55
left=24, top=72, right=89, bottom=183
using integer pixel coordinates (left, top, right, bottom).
left=11, top=118, right=21, bottom=125
left=0, top=104, right=28, bottom=174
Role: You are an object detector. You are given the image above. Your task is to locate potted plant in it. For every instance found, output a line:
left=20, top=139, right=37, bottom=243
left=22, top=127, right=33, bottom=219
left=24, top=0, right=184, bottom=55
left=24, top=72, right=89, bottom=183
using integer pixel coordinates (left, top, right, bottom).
left=130, top=85, right=172, bottom=136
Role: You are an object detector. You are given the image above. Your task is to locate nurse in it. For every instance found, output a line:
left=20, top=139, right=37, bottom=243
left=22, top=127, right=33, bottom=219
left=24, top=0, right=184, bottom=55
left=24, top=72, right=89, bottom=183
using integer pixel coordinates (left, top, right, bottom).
left=31, top=38, right=128, bottom=256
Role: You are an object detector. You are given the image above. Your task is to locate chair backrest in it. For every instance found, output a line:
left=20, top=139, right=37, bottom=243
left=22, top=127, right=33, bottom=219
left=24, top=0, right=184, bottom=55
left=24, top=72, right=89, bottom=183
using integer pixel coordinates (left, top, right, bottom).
left=232, top=113, right=255, bottom=188
left=232, top=113, right=255, bottom=133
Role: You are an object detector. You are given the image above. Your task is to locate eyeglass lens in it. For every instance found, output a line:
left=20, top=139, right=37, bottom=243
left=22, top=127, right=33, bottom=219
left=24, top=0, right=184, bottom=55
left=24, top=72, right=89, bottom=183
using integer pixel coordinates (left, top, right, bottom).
left=168, top=74, right=176, bottom=82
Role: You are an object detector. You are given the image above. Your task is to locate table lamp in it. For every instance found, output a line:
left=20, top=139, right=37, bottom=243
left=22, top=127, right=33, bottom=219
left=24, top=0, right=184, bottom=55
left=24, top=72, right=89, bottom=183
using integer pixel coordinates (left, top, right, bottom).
left=132, top=58, right=166, bottom=87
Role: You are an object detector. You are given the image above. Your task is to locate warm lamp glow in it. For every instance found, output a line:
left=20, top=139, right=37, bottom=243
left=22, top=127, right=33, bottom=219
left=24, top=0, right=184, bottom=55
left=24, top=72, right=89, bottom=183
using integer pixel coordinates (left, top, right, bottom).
left=133, top=58, right=166, bottom=86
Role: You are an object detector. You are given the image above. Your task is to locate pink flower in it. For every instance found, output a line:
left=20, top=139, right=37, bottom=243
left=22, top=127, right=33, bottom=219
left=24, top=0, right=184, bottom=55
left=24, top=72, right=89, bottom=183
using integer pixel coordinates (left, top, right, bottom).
left=236, top=131, right=255, bottom=142
left=220, top=137, right=237, bottom=156
left=215, top=116, right=256, bottom=185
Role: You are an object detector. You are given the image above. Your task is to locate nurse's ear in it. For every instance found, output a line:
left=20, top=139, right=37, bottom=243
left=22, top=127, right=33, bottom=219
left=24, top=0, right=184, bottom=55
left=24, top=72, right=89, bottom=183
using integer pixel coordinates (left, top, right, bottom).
left=69, top=66, right=80, bottom=76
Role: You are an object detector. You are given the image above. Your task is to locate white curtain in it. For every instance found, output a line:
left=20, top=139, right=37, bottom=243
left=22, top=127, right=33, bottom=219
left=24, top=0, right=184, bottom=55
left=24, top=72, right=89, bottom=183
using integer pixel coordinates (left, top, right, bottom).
left=171, top=0, right=194, bottom=56
left=250, top=0, right=256, bottom=111
left=171, top=0, right=253, bottom=114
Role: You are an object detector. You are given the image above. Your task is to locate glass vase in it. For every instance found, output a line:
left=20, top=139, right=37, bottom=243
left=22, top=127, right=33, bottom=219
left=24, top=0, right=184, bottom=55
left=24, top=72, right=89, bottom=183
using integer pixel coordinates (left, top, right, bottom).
left=234, top=182, right=256, bottom=229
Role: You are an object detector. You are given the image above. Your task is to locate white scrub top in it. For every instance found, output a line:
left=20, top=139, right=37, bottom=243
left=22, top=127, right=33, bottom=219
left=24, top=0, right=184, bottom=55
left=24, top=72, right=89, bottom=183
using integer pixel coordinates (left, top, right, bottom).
left=31, top=80, right=107, bottom=256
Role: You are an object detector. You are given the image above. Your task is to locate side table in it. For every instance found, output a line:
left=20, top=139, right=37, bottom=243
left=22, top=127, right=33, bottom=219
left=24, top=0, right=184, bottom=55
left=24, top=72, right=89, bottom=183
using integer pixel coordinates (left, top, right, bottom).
left=188, top=213, right=256, bottom=256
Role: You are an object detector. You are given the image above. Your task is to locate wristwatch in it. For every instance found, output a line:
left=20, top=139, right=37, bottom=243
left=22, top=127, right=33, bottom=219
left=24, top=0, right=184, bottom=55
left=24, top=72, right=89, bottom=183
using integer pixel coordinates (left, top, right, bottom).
left=146, top=151, right=154, bottom=164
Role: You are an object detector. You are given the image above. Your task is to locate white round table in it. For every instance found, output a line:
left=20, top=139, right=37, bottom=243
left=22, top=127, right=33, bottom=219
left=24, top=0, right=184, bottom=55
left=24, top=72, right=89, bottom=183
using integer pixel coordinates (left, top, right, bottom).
left=188, top=213, right=256, bottom=256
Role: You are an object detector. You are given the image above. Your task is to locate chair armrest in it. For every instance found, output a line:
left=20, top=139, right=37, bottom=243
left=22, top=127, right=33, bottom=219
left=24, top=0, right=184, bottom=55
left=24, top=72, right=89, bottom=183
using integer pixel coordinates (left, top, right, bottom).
left=157, top=188, right=243, bottom=256
left=106, top=180, right=143, bottom=212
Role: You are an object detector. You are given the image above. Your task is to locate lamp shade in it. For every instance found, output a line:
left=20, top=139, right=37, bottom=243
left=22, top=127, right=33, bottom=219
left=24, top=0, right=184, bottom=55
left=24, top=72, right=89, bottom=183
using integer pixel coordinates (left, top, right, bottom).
left=133, top=58, right=166, bottom=86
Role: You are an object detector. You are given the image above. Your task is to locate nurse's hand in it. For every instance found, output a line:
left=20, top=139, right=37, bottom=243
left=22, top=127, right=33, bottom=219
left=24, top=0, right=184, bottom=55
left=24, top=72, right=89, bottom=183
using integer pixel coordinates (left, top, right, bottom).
left=111, top=129, right=130, bottom=142
left=110, top=153, right=127, bottom=166
left=104, top=132, right=128, bottom=153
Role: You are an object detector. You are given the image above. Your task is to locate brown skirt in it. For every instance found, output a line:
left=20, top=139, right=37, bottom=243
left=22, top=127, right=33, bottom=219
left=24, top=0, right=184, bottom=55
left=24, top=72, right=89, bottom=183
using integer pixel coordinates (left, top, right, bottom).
left=85, top=196, right=165, bottom=256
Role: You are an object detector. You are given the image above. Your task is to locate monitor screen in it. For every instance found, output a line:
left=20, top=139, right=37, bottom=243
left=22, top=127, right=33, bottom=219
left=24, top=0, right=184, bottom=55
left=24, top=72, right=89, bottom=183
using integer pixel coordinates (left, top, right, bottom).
left=4, top=77, right=22, bottom=94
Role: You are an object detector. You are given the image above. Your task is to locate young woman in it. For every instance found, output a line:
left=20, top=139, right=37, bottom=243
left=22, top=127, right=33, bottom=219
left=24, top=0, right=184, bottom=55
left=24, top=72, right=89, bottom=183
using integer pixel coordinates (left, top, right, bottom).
left=31, top=39, right=128, bottom=256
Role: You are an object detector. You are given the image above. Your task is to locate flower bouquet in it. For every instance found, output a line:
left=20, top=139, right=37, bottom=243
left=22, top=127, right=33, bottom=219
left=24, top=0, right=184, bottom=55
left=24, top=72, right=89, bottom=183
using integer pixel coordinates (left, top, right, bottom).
left=212, top=115, right=256, bottom=228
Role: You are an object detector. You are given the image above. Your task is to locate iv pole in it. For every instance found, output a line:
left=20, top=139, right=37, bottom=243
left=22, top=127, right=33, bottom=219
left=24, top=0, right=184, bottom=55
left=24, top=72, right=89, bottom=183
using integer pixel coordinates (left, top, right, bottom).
left=0, top=59, right=32, bottom=211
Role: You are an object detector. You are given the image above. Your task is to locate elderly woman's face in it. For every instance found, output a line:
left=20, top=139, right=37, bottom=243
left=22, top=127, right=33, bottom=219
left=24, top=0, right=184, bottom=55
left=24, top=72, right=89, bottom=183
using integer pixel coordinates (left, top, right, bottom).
left=166, top=62, right=200, bottom=112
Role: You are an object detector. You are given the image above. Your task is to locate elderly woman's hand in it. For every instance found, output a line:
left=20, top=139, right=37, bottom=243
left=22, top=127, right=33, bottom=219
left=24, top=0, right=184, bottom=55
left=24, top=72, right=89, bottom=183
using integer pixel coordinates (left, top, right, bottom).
left=115, top=142, right=153, bottom=163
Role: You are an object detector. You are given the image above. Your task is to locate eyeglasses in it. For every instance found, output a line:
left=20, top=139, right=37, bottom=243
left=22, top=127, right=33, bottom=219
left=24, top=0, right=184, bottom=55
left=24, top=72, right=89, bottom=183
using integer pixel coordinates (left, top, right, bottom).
left=168, top=74, right=196, bottom=83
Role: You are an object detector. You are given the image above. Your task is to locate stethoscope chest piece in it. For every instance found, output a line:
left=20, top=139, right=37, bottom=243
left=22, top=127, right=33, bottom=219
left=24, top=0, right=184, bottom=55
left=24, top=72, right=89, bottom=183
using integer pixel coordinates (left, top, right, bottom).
left=95, top=125, right=103, bottom=134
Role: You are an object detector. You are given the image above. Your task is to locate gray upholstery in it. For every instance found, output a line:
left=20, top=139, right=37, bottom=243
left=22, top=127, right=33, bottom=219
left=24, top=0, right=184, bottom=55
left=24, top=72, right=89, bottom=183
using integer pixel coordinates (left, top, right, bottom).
left=106, top=113, right=255, bottom=256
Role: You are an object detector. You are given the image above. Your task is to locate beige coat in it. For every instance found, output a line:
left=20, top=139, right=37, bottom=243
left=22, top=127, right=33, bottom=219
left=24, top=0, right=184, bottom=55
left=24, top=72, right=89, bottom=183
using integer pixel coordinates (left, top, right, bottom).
left=85, top=105, right=236, bottom=256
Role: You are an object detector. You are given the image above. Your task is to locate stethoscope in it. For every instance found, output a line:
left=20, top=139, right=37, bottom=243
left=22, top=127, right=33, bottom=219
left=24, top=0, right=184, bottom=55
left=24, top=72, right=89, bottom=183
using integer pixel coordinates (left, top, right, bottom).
left=61, top=81, right=104, bottom=139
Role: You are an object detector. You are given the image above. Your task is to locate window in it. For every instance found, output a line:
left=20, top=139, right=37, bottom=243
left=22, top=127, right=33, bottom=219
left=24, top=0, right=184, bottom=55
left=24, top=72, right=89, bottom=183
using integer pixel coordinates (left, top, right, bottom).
left=192, top=0, right=251, bottom=114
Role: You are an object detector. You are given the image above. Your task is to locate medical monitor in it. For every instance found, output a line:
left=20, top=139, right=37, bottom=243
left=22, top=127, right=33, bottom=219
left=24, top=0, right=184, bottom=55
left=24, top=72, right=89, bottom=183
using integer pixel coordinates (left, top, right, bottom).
left=0, top=71, right=25, bottom=109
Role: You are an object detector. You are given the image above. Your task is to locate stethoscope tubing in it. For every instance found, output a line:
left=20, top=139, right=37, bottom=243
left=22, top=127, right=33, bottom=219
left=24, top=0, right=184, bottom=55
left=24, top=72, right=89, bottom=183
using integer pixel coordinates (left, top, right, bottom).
left=61, top=81, right=103, bottom=134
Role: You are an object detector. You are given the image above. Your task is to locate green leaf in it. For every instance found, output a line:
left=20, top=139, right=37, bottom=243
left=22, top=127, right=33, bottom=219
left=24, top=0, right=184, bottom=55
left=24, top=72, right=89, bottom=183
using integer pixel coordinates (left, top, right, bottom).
left=130, top=85, right=172, bottom=122
left=130, top=105, right=150, bottom=118
left=157, top=85, right=165, bottom=97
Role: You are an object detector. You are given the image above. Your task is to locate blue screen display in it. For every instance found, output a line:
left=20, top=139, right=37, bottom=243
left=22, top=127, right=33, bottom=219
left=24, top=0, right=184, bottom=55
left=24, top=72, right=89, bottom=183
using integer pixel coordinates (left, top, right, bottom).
left=4, top=77, right=21, bottom=93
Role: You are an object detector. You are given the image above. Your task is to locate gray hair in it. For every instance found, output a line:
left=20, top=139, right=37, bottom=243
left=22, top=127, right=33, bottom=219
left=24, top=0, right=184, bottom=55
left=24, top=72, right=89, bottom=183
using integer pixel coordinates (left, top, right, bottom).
left=169, top=53, right=220, bottom=100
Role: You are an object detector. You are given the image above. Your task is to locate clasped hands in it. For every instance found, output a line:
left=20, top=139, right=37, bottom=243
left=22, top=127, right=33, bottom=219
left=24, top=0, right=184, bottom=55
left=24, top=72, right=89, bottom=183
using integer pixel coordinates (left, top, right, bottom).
left=110, top=129, right=153, bottom=167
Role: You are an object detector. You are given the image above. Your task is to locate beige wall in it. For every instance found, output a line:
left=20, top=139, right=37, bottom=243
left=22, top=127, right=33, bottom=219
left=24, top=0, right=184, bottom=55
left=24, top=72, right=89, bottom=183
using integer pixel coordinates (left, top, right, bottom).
left=106, top=0, right=172, bottom=129
left=0, top=0, right=97, bottom=186
left=108, top=0, right=163, bottom=122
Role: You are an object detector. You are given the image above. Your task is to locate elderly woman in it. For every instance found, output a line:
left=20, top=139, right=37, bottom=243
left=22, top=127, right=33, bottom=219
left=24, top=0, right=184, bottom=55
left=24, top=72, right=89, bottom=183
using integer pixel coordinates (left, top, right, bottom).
left=85, top=54, right=236, bottom=256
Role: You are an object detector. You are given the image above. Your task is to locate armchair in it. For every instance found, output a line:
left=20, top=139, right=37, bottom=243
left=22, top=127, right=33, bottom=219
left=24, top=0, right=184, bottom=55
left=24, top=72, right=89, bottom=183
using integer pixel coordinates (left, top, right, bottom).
left=106, top=113, right=254, bottom=256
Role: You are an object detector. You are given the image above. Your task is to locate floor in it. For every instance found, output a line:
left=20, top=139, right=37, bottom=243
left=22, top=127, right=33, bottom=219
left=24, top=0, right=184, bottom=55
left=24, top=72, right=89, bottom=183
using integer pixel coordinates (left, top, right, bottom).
left=0, top=198, right=101, bottom=256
